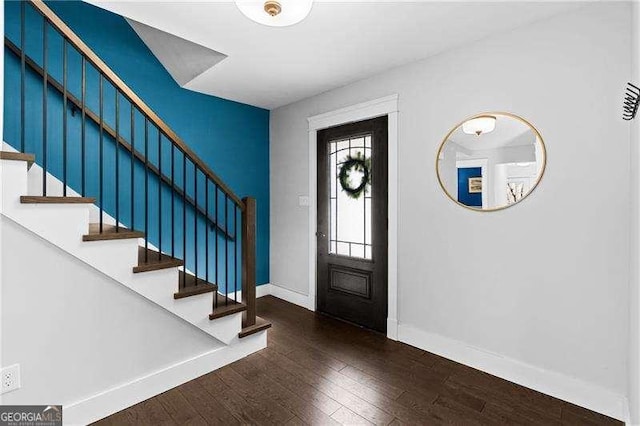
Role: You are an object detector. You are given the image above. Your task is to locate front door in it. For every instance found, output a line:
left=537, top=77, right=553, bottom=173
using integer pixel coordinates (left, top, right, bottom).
left=316, top=116, right=388, bottom=333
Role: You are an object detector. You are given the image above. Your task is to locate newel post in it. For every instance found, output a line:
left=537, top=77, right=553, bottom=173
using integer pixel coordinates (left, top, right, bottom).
left=241, top=197, right=257, bottom=328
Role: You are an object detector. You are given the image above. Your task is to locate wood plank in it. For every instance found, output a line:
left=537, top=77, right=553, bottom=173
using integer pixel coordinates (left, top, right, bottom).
left=196, top=372, right=280, bottom=426
left=281, top=348, right=434, bottom=424
left=174, top=273, right=216, bottom=299
left=216, top=366, right=295, bottom=424
left=0, top=151, right=35, bottom=169
left=481, top=400, right=561, bottom=426
left=246, top=352, right=343, bottom=417
left=177, top=379, right=241, bottom=426
left=156, top=388, right=207, bottom=426
left=125, top=397, right=176, bottom=426
left=209, top=293, right=247, bottom=320
left=230, top=357, right=340, bottom=425
left=83, top=223, right=144, bottom=242
left=133, top=246, right=183, bottom=273
left=239, top=315, right=271, bottom=338
left=20, top=196, right=95, bottom=204
left=561, top=402, right=622, bottom=426
left=259, top=348, right=395, bottom=425
left=330, top=406, right=373, bottom=425
left=336, top=364, right=405, bottom=400
left=446, top=367, right=564, bottom=419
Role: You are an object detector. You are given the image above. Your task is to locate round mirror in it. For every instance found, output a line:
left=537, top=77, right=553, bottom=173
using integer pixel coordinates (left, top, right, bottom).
left=436, top=112, right=546, bottom=211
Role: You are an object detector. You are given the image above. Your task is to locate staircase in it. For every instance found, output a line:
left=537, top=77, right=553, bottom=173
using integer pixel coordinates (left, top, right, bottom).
left=1, top=0, right=270, bottom=412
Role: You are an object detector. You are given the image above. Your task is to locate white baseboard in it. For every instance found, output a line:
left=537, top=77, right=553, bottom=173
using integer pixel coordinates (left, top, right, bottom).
left=397, top=323, right=628, bottom=422
left=386, top=318, right=398, bottom=340
left=63, top=331, right=267, bottom=426
left=262, top=283, right=314, bottom=310
left=222, top=283, right=274, bottom=301
left=256, top=283, right=272, bottom=298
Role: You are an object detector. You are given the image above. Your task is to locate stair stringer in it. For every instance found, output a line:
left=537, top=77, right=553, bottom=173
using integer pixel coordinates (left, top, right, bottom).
left=0, top=151, right=249, bottom=345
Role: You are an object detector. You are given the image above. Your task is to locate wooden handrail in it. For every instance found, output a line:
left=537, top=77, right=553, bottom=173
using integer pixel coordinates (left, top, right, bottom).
left=4, top=37, right=235, bottom=240
left=29, top=0, right=244, bottom=208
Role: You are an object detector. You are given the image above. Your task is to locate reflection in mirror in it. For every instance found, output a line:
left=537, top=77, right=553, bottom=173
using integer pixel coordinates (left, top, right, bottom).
left=436, top=113, right=546, bottom=211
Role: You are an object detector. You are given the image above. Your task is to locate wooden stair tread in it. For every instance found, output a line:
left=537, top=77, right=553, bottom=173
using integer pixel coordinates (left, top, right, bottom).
left=0, top=151, right=35, bottom=169
left=21, top=195, right=95, bottom=204
left=83, top=223, right=144, bottom=241
left=239, top=316, right=272, bottom=338
left=133, top=246, right=183, bottom=273
left=174, top=273, right=217, bottom=299
left=209, top=293, right=247, bottom=320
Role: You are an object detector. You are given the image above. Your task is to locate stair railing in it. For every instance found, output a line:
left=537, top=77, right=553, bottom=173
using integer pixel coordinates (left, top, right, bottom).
left=4, top=0, right=258, bottom=328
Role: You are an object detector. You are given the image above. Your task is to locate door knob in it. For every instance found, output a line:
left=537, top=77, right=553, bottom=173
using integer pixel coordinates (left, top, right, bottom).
left=316, top=231, right=326, bottom=238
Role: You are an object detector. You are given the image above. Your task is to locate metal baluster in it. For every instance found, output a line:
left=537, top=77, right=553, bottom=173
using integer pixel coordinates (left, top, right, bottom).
left=115, top=91, right=120, bottom=231
left=20, top=1, right=25, bottom=153
left=62, top=39, right=68, bottom=196
left=225, top=194, right=228, bottom=306
left=81, top=57, right=86, bottom=197
left=158, top=130, right=162, bottom=260
left=171, top=144, right=175, bottom=258
left=194, top=166, right=198, bottom=284
left=99, top=74, right=104, bottom=230
left=205, top=179, right=209, bottom=285
left=130, top=104, right=135, bottom=230
left=144, top=118, right=149, bottom=261
left=42, top=19, right=48, bottom=196
left=214, top=185, right=219, bottom=309
left=234, top=203, right=238, bottom=303
left=182, top=154, right=187, bottom=288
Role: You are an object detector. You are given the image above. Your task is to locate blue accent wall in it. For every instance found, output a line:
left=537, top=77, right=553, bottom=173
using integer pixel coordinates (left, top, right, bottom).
left=457, top=167, right=482, bottom=207
left=3, top=0, right=270, bottom=286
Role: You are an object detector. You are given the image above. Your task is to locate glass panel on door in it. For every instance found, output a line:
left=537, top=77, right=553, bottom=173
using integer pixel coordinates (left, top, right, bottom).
left=328, top=134, right=372, bottom=260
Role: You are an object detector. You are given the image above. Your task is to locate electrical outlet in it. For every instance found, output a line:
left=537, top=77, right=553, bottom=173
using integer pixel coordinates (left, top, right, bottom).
left=1, top=364, right=21, bottom=394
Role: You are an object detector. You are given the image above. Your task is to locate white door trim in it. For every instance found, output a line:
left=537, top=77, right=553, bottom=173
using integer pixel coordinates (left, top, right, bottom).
left=307, top=94, right=399, bottom=340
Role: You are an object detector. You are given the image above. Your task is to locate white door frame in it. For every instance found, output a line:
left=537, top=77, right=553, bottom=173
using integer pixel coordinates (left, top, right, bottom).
left=307, top=94, right=399, bottom=340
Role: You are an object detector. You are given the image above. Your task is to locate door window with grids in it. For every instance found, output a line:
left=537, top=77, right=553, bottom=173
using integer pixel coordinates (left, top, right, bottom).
left=328, top=134, right=372, bottom=260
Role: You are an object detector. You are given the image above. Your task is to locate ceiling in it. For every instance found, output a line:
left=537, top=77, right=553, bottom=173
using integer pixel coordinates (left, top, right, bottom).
left=86, top=1, right=586, bottom=110
left=450, top=115, right=534, bottom=151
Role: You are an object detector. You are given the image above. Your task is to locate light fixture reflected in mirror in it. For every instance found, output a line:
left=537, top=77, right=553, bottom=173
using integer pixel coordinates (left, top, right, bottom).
left=235, top=0, right=313, bottom=27
left=462, top=115, right=496, bottom=136
left=436, top=112, right=546, bottom=212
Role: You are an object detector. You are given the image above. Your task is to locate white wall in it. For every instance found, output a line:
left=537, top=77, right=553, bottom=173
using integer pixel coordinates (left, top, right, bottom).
left=629, top=1, right=640, bottom=423
left=271, top=3, right=630, bottom=417
left=0, top=215, right=221, bottom=407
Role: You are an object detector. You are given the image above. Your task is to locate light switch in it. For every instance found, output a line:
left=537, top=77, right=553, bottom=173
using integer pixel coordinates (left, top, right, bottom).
left=298, top=196, right=310, bottom=207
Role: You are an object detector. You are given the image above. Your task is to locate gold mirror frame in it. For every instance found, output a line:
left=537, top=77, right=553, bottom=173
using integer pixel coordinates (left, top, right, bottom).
left=435, top=112, right=547, bottom=212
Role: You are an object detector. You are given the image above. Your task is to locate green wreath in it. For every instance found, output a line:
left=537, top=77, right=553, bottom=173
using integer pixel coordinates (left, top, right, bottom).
left=338, top=152, right=371, bottom=200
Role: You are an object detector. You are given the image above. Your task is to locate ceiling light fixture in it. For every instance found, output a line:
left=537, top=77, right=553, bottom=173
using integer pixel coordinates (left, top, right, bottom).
left=462, top=115, right=497, bottom=136
left=235, top=0, right=313, bottom=27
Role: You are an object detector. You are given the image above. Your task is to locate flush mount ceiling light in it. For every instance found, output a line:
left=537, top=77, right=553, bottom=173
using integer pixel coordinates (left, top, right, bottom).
left=235, top=0, right=313, bottom=27
left=462, top=115, right=497, bottom=136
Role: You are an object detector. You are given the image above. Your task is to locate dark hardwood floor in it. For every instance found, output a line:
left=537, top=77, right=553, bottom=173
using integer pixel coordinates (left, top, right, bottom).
left=94, top=296, right=622, bottom=425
